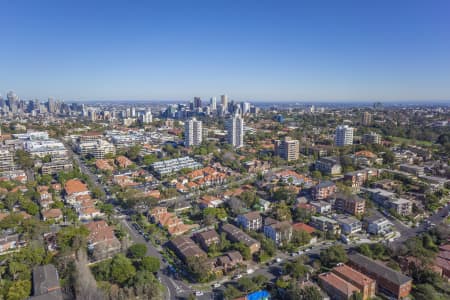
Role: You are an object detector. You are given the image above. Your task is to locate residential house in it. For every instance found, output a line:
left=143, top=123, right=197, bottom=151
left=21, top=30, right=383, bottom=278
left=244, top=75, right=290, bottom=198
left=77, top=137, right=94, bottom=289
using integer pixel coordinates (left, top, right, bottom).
left=41, top=209, right=63, bottom=222
left=310, top=201, right=332, bottom=214
left=0, top=234, right=21, bottom=254
left=216, top=251, right=243, bottom=272
left=116, top=155, right=133, bottom=168
left=64, top=179, right=90, bottom=204
left=85, top=220, right=121, bottom=261
left=199, top=195, right=224, bottom=209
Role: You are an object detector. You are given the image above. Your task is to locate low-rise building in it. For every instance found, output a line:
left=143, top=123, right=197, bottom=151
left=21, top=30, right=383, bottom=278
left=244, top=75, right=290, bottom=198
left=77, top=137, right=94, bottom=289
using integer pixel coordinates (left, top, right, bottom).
left=151, top=156, right=202, bottom=177
left=336, top=216, right=362, bottom=235
left=237, top=211, right=263, bottom=231
left=348, top=253, right=412, bottom=299
left=363, top=214, right=392, bottom=235
left=313, top=181, right=337, bottom=201
left=221, top=223, right=260, bottom=254
left=195, top=229, right=220, bottom=251
left=77, top=140, right=116, bottom=159
left=310, top=216, right=341, bottom=235
left=335, top=194, right=365, bottom=216
left=344, top=168, right=379, bottom=190
left=315, top=157, right=342, bottom=175
left=0, top=148, right=14, bottom=171
left=310, top=201, right=332, bottom=214
left=85, top=220, right=121, bottom=261
left=41, top=160, right=73, bottom=175
left=169, top=236, right=206, bottom=263
left=41, top=208, right=63, bottom=222
left=332, top=264, right=376, bottom=300
left=319, top=272, right=359, bottom=300
left=64, top=179, right=90, bottom=204
left=263, top=218, right=292, bottom=246
left=399, top=164, right=425, bottom=177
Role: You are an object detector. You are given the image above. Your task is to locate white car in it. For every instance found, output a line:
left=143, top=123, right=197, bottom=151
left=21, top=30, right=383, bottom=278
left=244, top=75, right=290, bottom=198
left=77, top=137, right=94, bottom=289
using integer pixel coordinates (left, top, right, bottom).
left=233, top=274, right=242, bottom=280
left=276, top=257, right=283, bottom=263
left=195, top=291, right=204, bottom=296
left=213, top=283, right=221, bottom=288
left=247, top=269, right=254, bottom=274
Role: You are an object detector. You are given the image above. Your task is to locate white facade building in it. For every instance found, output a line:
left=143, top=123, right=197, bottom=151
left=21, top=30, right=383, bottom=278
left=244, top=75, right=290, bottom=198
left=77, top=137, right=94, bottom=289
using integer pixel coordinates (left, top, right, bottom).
left=184, top=118, right=203, bottom=147
left=335, top=125, right=354, bottom=146
left=226, top=115, right=244, bottom=148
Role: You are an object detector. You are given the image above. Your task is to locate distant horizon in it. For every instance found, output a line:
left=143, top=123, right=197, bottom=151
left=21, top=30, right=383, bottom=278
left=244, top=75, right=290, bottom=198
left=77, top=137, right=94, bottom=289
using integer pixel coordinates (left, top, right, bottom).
left=1, top=1, right=450, bottom=101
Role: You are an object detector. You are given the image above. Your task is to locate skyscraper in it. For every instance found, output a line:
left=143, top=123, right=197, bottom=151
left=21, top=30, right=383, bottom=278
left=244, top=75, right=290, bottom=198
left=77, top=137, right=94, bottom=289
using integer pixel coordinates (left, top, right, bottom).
left=184, top=118, right=203, bottom=147
left=335, top=125, right=354, bottom=146
left=226, top=114, right=244, bottom=148
left=194, top=97, right=202, bottom=109
left=274, top=137, right=299, bottom=161
left=241, top=102, right=251, bottom=115
left=210, top=97, right=217, bottom=111
left=221, top=94, right=228, bottom=113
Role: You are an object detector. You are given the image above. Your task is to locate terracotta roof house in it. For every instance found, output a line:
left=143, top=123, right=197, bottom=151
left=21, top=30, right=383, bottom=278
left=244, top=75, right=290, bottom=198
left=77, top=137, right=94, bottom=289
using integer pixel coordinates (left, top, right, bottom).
left=95, top=159, right=115, bottom=171
left=292, top=222, right=316, bottom=234
left=41, top=209, right=63, bottom=222
left=115, top=156, right=133, bottom=168
left=85, top=220, right=121, bottom=261
left=64, top=179, right=90, bottom=204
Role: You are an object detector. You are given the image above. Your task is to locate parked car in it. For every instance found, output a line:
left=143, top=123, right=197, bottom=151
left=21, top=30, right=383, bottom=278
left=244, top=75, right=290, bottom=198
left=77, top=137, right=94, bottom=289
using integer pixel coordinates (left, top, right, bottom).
left=213, top=283, right=221, bottom=288
left=195, top=291, right=204, bottom=296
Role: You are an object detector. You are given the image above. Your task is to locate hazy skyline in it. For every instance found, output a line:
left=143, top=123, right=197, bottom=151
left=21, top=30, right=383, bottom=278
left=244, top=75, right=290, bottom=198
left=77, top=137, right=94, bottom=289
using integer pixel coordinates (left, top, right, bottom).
left=1, top=0, right=450, bottom=102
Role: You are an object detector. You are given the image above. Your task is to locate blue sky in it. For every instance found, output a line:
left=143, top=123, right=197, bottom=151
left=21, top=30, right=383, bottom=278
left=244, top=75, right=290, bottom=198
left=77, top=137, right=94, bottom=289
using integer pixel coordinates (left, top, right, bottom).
left=1, top=0, right=449, bottom=102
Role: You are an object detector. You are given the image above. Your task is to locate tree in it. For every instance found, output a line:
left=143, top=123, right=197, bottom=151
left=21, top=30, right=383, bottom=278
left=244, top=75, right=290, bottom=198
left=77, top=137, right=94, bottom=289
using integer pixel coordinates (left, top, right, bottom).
left=140, top=256, right=160, bottom=273
left=284, top=257, right=309, bottom=280
left=126, top=145, right=142, bottom=161
left=320, top=245, right=348, bottom=268
left=6, top=280, right=31, bottom=300
left=111, top=254, right=136, bottom=285
left=186, top=256, right=211, bottom=282
left=287, top=285, right=322, bottom=300
left=358, top=243, right=372, bottom=258
left=413, top=284, right=443, bottom=300
left=290, top=230, right=312, bottom=248
left=238, top=277, right=258, bottom=294
left=127, top=243, right=147, bottom=259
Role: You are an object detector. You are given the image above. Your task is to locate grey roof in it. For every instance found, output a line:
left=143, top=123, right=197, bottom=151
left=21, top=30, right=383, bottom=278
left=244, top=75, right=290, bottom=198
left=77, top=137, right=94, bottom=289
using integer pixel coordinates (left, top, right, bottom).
left=316, top=180, right=335, bottom=188
left=32, top=264, right=61, bottom=296
left=348, top=253, right=412, bottom=286
left=29, top=290, right=63, bottom=300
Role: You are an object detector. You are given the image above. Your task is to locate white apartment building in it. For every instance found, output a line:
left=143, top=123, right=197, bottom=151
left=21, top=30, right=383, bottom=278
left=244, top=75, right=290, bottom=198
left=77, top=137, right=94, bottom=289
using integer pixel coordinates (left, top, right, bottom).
left=184, top=118, right=203, bottom=147
left=0, top=148, right=14, bottom=171
left=77, top=140, right=116, bottom=159
left=24, top=139, right=68, bottom=158
left=226, top=114, right=244, bottom=148
left=335, top=125, right=354, bottom=146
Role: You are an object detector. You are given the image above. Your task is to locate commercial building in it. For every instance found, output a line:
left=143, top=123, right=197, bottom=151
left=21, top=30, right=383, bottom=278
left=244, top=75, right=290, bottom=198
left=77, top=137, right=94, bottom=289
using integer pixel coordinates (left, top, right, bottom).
left=184, top=118, right=203, bottom=147
left=274, top=137, right=299, bottom=161
left=335, top=125, right=354, bottom=147
left=348, top=253, right=412, bottom=299
left=226, top=114, right=244, bottom=148
left=24, top=139, right=68, bottom=158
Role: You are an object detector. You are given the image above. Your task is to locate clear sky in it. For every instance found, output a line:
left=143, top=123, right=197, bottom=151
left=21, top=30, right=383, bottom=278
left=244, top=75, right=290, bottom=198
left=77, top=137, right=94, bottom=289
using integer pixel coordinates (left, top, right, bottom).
left=1, top=0, right=450, bottom=102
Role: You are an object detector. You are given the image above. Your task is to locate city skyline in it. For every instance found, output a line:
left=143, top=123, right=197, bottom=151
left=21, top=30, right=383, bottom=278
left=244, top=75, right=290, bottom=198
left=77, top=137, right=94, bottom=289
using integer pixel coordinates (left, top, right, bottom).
left=1, top=0, right=450, bottom=102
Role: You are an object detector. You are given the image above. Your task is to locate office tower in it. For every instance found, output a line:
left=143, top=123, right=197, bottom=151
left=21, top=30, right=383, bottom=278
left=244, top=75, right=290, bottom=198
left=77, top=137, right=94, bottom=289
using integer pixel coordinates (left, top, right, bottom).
left=210, top=97, right=217, bottom=111
left=274, top=137, right=299, bottom=161
left=7, top=91, right=18, bottom=113
left=47, top=98, right=55, bottom=113
left=194, top=97, right=202, bottom=109
left=362, top=132, right=381, bottom=144
left=362, top=111, right=372, bottom=126
left=226, top=114, right=244, bottom=148
left=184, top=118, right=203, bottom=147
left=221, top=94, right=228, bottom=113
left=131, top=107, right=136, bottom=117
left=335, top=125, right=354, bottom=146
left=241, top=102, right=251, bottom=115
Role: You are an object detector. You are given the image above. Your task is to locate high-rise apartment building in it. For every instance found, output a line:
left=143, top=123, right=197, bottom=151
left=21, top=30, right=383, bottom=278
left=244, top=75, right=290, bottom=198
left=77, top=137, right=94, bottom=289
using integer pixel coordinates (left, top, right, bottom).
left=184, top=118, right=203, bottom=147
left=193, top=97, right=202, bottom=109
left=362, top=112, right=372, bottom=126
left=335, top=125, right=354, bottom=146
left=226, top=114, right=244, bottom=148
left=274, top=137, right=299, bottom=161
